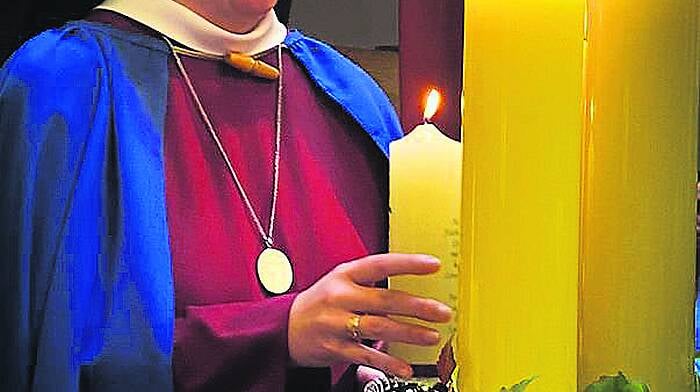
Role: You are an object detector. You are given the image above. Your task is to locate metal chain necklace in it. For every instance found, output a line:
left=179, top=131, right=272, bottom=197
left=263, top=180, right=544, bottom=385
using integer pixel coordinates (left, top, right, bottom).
left=165, top=37, right=294, bottom=295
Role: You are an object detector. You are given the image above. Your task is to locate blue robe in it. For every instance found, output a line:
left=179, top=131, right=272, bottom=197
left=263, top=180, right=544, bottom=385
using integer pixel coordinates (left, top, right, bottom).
left=0, top=21, right=401, bottom=391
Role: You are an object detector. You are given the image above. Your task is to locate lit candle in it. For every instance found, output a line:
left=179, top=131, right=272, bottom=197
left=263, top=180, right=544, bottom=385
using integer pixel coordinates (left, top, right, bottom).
left=388, top=89, right=461, bottom=366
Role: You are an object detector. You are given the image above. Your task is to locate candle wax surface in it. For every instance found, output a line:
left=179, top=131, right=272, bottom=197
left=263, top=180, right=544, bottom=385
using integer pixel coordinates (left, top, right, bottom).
left=458, top=0, right=697, bottom=390
left=389, top=122, right=462, bottom=365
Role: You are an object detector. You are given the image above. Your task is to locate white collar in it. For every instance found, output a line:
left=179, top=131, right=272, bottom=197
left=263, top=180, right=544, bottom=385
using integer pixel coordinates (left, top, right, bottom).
left=95, top=0, right=288, bottom=56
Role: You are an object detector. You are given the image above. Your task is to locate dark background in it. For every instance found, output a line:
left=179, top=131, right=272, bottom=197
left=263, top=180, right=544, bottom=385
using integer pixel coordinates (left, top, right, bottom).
left=1, top=0, right=101, bottom=62
left=399, top=0, right=463, bottom=140
left=0, top=0, right=293, bottom=64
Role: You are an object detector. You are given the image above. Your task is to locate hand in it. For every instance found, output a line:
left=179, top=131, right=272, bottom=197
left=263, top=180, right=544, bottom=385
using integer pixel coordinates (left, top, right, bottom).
left=357, top=341, right=389, bottom=388
left=288, top=254, right=453, bottom=379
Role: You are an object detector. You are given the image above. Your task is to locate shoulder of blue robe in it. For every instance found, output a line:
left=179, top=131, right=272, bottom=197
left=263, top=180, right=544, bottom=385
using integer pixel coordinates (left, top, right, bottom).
left=284, top=30, right=404, bottom=156
left=0, top=22, right=174, bottom=391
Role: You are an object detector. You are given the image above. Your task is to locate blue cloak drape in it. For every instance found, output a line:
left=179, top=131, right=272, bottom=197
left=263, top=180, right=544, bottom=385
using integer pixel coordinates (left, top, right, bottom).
left=0, top=21, right=401, bottom=391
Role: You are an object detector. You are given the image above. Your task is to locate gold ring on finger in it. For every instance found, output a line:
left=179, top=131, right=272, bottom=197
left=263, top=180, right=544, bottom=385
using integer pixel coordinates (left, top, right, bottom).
left=346, top=314, right=363, bottom=342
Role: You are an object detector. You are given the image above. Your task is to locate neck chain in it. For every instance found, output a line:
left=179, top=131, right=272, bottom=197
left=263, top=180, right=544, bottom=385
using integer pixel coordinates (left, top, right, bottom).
left=165, top=37, right=294, bottom=295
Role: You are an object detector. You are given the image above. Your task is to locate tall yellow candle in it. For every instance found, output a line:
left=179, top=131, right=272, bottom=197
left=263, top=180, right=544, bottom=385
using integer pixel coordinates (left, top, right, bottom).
left=458, top=0, right=698, bottom=390
left=389, top=90, right=462, bottom=365
left=578, top=0, right=698, bottom=389
left=458, top=1, right=584, bottom=390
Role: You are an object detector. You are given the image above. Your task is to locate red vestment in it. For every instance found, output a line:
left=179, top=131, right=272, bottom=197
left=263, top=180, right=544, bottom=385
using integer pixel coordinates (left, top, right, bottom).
left=88, top=11, right=389, bottom=392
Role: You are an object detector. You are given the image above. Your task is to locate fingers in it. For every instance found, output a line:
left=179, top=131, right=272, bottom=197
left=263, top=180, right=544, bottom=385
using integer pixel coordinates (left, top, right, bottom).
left=329, top=254, right=452, bottom=323
left=342, top=253, right=441, bottom=286
left=355, top=314, right=441, bottom=346
left=329, top=340, right=413, bottom=379
left=344, top=287, right=453, bottom=323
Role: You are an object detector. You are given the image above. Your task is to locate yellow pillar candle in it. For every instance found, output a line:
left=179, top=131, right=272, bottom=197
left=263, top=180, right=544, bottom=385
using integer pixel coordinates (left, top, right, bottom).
left=578, top=0, right=698, bottom=389
left=458, top=1, right=584, bottom=390
left=458, top=0, right=698, bottom=391
left=389, top=90, right=462, bottom=365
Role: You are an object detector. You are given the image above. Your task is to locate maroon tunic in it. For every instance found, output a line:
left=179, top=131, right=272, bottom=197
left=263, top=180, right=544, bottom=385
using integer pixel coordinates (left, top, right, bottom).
left=87, top=11, right=389, bottom=392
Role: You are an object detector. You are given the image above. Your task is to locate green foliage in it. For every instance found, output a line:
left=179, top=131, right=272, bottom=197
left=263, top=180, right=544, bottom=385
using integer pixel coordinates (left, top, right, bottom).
left=489, top=372, right=649, bottom=392
left=584, top=372, right=650, bottom=392
left=499, top=376, right=536, bottom=392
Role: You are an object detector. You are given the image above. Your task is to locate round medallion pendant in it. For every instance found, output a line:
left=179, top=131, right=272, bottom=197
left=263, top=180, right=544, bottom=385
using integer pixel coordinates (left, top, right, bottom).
left=256, top=247, right=294, bottom=295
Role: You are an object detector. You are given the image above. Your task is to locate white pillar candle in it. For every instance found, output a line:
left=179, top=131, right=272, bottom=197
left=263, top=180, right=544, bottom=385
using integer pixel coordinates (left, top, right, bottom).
left=389, top=89, right=462, bottom=366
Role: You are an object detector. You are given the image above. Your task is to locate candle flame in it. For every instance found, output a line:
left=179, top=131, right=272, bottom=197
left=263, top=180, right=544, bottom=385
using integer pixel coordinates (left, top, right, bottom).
left=423, top=89, right=442, bottom=122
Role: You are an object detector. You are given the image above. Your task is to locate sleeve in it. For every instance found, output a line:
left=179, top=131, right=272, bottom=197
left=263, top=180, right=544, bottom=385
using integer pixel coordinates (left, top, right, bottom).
left=172, top=289, right=380, bottom=391
left=173, top=293, right=303, bottom=391
left=0, top=28, right=107, bottom=391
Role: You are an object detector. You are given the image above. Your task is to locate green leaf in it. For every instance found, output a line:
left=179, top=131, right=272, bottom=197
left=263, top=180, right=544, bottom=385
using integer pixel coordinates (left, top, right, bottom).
left=501, top=376, right=537, bottom=392
left=584, top=372, right=650, bottom=392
